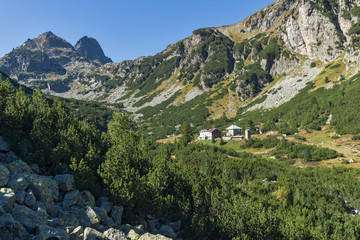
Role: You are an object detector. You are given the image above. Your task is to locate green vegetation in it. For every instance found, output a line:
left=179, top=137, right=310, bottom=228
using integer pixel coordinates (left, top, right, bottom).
left=294, top=135, right=307, bottom=141
left=124, top=43, right=183, bottom=96
left=242, top=135, right=280, bottom=149
left=3, top=77, right=360, bottom=239
left=47, top=96, right=122, bottom=132
left=351, top=5, right=360, bottom=16
left=258, top=37, right=282, bottom=62
left=347, top=5, right=360, bottom=47
left=235, top=63, right=273, bottom=97
left=343, top=10, right=352, bottom=20
left=139, top=91, right=211, bottom=139
left=309, top=0, right=346, bottom=44
left=234, top=40, right=251, bottom=62
left=271, top=137, right=341, bottom=162
left=188, top=28, right=235, bottom=88
left=242, top=136, right=341, bottom=162
left=234, top=73, right=360, bottom=136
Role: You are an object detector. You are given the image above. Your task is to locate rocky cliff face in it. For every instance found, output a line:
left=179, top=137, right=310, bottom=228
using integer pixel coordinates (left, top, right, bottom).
left=0, top=136, right=181, bottom=240
left=75, top=36, right=112, bottom=64
left=0, top=31, right=112, bottom=93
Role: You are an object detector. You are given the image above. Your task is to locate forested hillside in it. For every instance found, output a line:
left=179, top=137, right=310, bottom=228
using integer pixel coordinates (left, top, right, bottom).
left=2, top=77, right=360, bottom=239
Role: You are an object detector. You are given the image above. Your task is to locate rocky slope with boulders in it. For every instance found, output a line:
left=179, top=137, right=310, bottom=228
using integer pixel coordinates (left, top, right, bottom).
left=0, top=136, right=182, bottom=240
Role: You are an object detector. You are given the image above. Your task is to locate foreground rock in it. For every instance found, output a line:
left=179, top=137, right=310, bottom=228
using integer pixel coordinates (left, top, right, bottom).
left=0, top=188, right=15, bottom=212
left=0, top=164, right=10, bottom=187
left=139, top=233, right=172, bottom=240
left=0, top=137, right=181, bottom=239
left=0, top=213, right=27, bottom=240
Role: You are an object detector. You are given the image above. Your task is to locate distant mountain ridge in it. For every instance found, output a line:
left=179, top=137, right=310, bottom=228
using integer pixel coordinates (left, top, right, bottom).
left=0, top=31, right=112, bottom=93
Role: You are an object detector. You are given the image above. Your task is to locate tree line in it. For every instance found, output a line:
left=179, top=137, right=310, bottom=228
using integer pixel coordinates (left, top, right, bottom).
left=2, top=78, right=360, bottom=239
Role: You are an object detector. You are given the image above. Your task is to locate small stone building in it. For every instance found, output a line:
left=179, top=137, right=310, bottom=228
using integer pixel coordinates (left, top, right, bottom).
left=245, top=129, right=251, bottom=140
left=198, top=129, right=222, bottom=140
left=226, top=125, right=242, bottom=136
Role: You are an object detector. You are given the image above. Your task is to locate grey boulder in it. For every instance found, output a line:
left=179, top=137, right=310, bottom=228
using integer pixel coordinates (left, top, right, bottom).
left=83, top=227, right=104, bottom=240
left=159, top=225, right=177, bottom=239
left=97, top=196, right=113, bottom=214
left=63, top=190, right=82, bottom=210
left=7, top=160, right=32, bottom=174
left=138, top=233, right=172, bottom=240
left=24, top=189, right=36, bottom=208
left=71, top=206, right=101, bottom=228
left=0, top=187, right=15, bottom=212
left=54, top=174, right=75, bottom=192
left=0, top=213, right=27, bottom=240
left=11, top=204, right=47, bottom=232
left=36, top=225, right=69, bottom=240
left=15, top=190, right=26, bottom=204
left=111, top=205, right=123, bottom=226
left=7, top=173, right=28, bottom=191
left=103, top=228, right=127, bottom=240
left=81, top=190, right=96, bottom=207
left=0, top=136, right=10, bottom=152
left=26, top=174, right=59, bottom=213
left=0, top=164, right=10, bottom=187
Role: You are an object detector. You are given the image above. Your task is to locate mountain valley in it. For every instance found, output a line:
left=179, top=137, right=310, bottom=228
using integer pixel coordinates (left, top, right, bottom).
left=3, top=0, right=360, bottom=239
left=3, top=0, right=360, bottom=140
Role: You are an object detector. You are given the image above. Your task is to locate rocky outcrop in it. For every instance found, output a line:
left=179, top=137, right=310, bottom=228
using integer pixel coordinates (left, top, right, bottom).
left=75, top=36, right=112, bottom=64
left=0, top=137, right=182, bottom=239
left=0, top=31, right=112, bottom=94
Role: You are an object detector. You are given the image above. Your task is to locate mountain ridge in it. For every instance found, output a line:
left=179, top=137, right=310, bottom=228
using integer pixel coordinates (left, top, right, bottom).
left=3, top=0, right=360, bottom=139
left=0, top=31, right=112, bottom=93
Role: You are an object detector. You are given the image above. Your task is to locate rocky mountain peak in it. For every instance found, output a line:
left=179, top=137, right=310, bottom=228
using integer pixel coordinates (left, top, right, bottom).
left=75, top=36, right=112, bottom=64
left=33, top=31, right=74, bottom=51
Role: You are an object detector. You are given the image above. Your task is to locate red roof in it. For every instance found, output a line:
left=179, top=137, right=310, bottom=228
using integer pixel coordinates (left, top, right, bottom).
left=200, top=128, right=220, bottom=133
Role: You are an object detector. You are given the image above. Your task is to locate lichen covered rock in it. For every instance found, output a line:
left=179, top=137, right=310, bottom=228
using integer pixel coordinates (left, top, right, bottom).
left=7, top=160, right=32, bottom=174
left=0, top=213, right=27, bottom=240
left=15, top=190, right=26, bottom=204
left=11, top=204, right=47, bottom=232
left=111, top=205, right=123, bottom=226
left=24, top=189, right=36, bottom=208
left=81, top=190, right=96, bottom=207
left=138, top=233, right=172, bottom=240
left=7, top=173, right=28, bottom=191
left=159, top=225, right=177, bottom=239
left=0, top=164, right=10, bottom=188
left=97, top=196, right=113, bottom=214
left=63, top=190, right=82, bottom=210
left=83, top=227, right=104, bottom=240
left=103, top=228, right=127, bottom=240
left=54, top=174, right=75, bottom=192
left=0, top=187, right=15, bottom=212
left=36, top=225, right=69, bottom=240
left=71, top=206, right=101, bottom=228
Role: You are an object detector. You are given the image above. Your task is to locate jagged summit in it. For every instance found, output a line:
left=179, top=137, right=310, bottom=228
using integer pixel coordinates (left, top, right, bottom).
left=32, top=31, right=74, bottom=50
left=75, top=36, right=112, bottom=64
left=0, top=31, right=112, bottom=91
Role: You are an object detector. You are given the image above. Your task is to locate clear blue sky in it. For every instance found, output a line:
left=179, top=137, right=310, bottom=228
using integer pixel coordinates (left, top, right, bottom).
left=1, top=0, right=275, bottom=62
